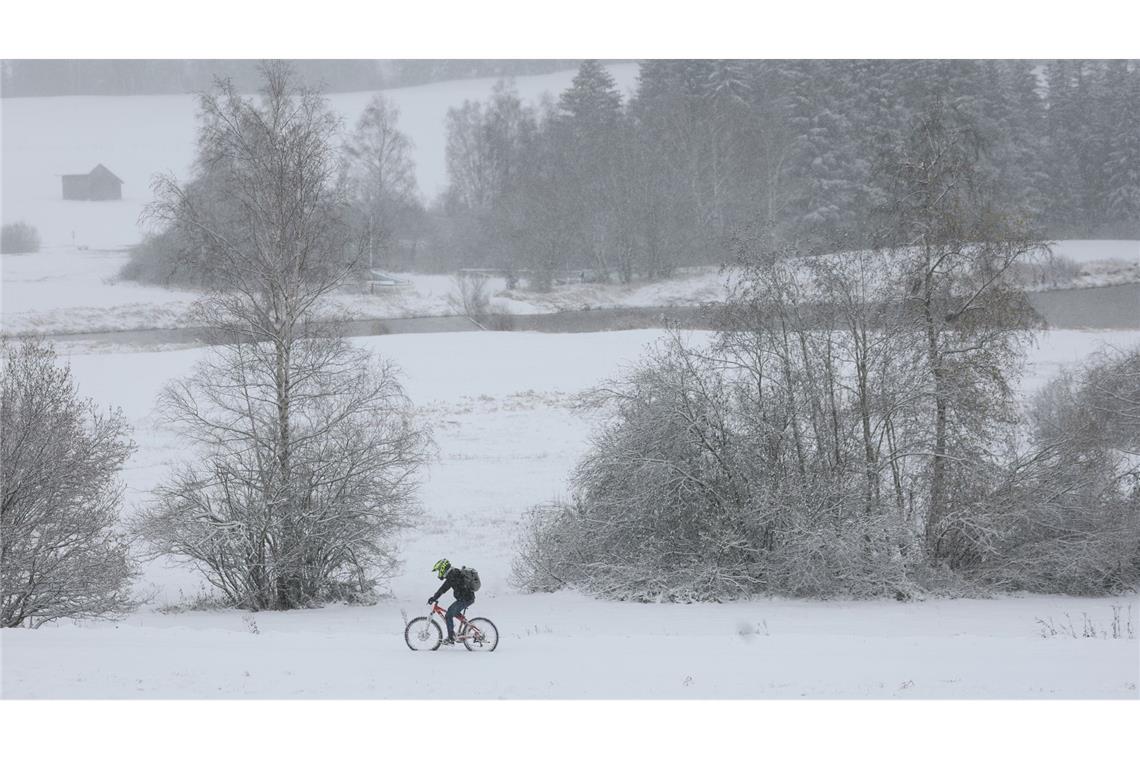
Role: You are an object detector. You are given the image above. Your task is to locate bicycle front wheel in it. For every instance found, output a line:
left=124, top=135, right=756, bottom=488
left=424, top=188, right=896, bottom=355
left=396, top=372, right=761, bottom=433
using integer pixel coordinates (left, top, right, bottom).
left=462, top=617, right=499, bottom=652
left=405, top=616, right=443, bottom=651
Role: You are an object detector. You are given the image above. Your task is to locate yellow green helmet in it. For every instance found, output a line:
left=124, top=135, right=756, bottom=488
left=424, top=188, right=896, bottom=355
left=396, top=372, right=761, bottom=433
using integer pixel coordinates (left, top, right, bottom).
left=432, top=558, right=451, bottom=579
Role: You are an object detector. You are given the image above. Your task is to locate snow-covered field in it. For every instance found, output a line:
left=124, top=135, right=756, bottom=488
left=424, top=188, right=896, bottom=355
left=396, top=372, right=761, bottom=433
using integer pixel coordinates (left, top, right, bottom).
left=0, top=64, right=640, bottom=251
left=3, top=328, right=1138, bottom=698
left=3, top=241, right=1137, bottom=337
left=1052, top=239, right=1140, bottom=264
left=0, top=244, right=737, bottom=335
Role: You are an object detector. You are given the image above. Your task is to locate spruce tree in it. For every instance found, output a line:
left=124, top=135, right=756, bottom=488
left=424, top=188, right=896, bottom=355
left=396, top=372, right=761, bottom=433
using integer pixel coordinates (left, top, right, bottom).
left=1104, top=64, right=1140, bottom=232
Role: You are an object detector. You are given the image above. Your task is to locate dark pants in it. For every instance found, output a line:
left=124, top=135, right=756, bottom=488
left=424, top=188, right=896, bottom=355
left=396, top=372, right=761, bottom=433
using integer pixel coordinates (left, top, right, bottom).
left=445, top=597, right=472, bottom=639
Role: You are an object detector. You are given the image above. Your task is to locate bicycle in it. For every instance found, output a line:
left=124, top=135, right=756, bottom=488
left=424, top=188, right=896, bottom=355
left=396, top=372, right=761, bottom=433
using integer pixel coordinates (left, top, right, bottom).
left=404, top=601, right=499, bottom=652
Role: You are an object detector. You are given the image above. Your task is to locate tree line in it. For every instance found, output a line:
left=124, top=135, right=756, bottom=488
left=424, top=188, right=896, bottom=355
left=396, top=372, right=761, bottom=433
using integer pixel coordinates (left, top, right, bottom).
left=431, top=59, right=1139, bottom=286
left=122, top=59, right=1139, bottom=290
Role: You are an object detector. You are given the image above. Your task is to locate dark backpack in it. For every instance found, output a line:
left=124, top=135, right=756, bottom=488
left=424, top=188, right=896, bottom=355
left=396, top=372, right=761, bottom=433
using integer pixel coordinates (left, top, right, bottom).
left=460, top=566, right=481, bottom=593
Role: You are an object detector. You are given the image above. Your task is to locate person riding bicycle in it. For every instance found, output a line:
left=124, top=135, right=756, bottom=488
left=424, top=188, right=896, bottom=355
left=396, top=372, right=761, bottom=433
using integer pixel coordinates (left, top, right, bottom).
left=428, top=558, right=476, bottom=646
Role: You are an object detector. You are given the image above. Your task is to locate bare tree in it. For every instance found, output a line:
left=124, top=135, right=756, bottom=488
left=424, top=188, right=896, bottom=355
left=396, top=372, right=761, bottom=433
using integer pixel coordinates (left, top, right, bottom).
left=135, top=336, right=430, bottom=608
left=1, top=341, right=136, bottom=628
left=343, top=94, right=420, bottom=270
left=876, top=101, right=1046, bottom=564
left=138, top=62, right=431, bottom=610
left=447, top=271, right=491, bottom=323
left=444, top=81, right=535, bottom=214
left=973, top=347, right=1140, bottom=593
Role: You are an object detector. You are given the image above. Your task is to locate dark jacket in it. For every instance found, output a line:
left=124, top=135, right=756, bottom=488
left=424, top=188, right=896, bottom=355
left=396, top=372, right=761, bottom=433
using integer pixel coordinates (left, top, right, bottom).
left=433, top=567, right=475, bottom=604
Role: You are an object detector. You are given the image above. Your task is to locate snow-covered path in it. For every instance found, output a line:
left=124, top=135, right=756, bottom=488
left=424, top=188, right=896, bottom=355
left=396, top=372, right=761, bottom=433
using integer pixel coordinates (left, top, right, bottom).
left=4, top=594, right=1136, bottom=699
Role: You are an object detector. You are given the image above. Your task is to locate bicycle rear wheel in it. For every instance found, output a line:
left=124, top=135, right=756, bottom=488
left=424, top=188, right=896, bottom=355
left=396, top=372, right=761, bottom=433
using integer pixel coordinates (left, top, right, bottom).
left=462, top=617, right=499, bottom=652
left=405, top=616, right=443, bottom=651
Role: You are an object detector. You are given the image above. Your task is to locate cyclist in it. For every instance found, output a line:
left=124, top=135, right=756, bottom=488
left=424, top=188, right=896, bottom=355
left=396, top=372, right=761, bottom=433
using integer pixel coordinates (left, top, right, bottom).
left=428, top=558, right=476, bottom=645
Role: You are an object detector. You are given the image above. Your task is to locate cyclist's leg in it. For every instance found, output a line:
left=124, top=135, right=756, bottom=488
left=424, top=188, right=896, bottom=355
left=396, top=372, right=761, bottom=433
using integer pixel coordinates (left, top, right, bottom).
left=455, top=597, right=474, bottom=637
left=458, top=598, right=473, bottom=634
left=445, top=599, right=465, bottom=640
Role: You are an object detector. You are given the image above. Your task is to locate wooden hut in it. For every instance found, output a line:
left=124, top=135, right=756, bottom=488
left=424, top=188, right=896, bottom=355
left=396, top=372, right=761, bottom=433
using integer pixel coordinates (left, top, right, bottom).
left=61, top=164, right=123, bottom=201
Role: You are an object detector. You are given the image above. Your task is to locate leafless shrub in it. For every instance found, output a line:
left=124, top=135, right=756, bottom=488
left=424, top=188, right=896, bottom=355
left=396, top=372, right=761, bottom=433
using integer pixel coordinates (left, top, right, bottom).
left=509, top=501, right=574, bottom=594
left=1, top=340, right=136, bottom=628
left=971, top=347, right=1140, bottom=594
left=448, top=271, right=491, bottom=322
left=736, top=620, right=769, bottom=638
left=133, top=338, right=431, bottom=610
left=447, top=271, right=517, bottom=330
left=512, top=333, right=915, bottom=601
left=485, top=312, right=516, bottom=331
left=241, top=612, right=260, bottom=635
left=1011, top=253, right=1082, bottom=290
left=156, top=587, right=229, bottom=615
left=0, top=222, right=41, bottom=254
left=1112, top=604, right=1135, bottom=640
left=1036, top=607, right=1135, bottom=640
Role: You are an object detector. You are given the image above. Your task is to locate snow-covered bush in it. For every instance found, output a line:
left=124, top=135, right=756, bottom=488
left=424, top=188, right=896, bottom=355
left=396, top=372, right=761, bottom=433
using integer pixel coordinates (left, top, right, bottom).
left=448, top=271, right=491, bottom=320
left=518, top=338, right=1139, bottom=602
left=1010, top=253, right=1083, bottom=290
left=965, top=347, right=1140, bottom=594
left=1, top=222, right=41, bottom=254
left=511, top=334, right=915, bottom=601
left=1, top=341, right=136, bottom=628
left=119, top=229, right=202, bottom=288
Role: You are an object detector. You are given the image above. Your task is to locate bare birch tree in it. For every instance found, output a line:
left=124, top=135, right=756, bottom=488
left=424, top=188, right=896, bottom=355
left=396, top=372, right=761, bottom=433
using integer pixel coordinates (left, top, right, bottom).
left=1, top=341, right=136, bottom=628
left=137, top=62, right=431, bottom=610
left=876, top=101, right=1046, bottom=564
left=344, top=94, right=419, bottom=269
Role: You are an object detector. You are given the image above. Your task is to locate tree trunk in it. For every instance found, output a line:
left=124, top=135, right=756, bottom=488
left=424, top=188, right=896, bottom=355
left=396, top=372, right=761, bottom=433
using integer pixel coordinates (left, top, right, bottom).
left=922, top=257, right=948, bottom=559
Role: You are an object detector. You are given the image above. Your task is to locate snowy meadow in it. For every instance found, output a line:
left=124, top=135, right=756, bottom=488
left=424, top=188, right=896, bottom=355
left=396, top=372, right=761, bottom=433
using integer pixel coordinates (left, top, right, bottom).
left=2, top=328, right=1138, bottom=698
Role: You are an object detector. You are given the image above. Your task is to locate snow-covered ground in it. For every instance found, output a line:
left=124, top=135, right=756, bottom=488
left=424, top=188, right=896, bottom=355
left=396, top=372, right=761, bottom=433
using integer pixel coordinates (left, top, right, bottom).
left=0, top=247, right=734, bottom=335
left=5, top=592, right=1135, bottom=698
left=3, top=241, right=1137, bottom=337
left=1051, top=239, right=1140, bottom=264
left=3, top=328, right=1138, bottom=698
left=0, top=247, right=199, bottom=334
left=0, top=64, right=640, bottom=251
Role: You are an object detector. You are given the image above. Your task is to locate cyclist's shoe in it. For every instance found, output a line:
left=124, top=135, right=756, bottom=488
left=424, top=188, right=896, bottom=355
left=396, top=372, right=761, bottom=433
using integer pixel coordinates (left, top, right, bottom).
left=442, top=636, right=456, bottom=646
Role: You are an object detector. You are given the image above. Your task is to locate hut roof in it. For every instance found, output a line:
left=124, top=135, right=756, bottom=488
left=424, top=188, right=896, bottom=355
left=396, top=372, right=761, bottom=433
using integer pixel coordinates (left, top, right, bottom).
left=88, top=164, right=124, bottom=184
